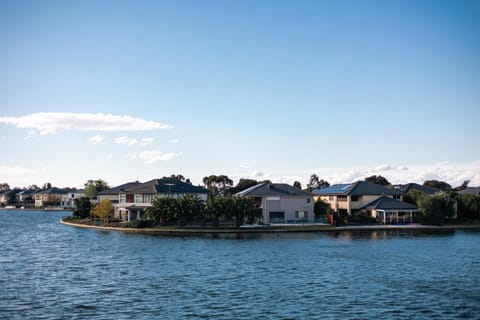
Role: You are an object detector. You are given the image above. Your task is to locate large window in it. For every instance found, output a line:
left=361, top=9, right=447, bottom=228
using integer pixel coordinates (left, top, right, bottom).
left=269, top=211, right=285, bottom=223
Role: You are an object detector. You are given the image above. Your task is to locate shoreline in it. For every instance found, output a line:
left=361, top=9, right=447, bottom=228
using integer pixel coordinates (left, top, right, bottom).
left=60, top=219, right=480, bottom=235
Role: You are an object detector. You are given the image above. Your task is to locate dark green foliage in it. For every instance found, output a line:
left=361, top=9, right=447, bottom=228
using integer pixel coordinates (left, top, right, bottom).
left=306, top=174, right=329, bottom=191
left=314, top=199, right=334, bottom=217
left=423, top=180, right=451, bottom=191
left=229, top=179, right=258, bottom=194
left=73, top=197, right=91, bottom=219
left=202, top=175, right=233, bottom=194
left=293, top=181, right=302, bottom=190
left=145, top=197, right=179, bottom=226
left=457, top=193, right=480, bottom=219
left=365, top=175, right=390, bottom=186
left=407, top=189, right=456, bottom=225
left=84, top=179, right=110, bottom=199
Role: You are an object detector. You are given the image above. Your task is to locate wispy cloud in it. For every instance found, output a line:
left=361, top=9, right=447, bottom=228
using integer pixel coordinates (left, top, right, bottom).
left=169, top=139, right=179, bottom=144
left=114, top=136, right=138, bottom=146
left=133, top=150, right=183, bottom=164
left=0, top=112, right=172, bottom=135
left=0, top=165, right=38, bottom=176
left=88, top=135, right=105, bottom=145
left=140, top=137, right=154, bottom=147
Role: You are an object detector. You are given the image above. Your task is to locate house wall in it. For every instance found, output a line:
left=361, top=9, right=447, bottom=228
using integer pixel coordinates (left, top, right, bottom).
left=318, top=194, right=396, bottom=215
left=261, top=196, right=314, bottom=223
left=98, top=194, right=120, bottom=204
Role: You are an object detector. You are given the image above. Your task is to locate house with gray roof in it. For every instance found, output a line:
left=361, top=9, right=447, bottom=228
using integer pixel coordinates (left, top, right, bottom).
left=458, top=187, right=480, bottom=196
left=361, top=196, right=419, bottom=224
left=34, top=188, right=67, bottom=208
left=393, top=183, right=438, bottom=195
left=97, top=181, right=142, bottom=204
left=312, top=181, right=403, bottom=216
left=236, top=183, right=314, bottom=224
left=114, top=178, right=209, bottom=222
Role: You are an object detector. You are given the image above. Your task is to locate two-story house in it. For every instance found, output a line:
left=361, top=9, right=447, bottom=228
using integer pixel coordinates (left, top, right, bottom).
left=236, top=183, right=314, bottom=224
left=113, top=178, right=209, bottom=222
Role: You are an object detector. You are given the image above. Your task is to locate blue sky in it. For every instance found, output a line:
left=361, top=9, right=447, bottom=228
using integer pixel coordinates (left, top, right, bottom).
left=1, top=0, right=479, bottom=188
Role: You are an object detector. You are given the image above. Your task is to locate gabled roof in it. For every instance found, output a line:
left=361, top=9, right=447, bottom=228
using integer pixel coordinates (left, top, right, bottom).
left=36, top=187, right=67, bottom=195
left=394, top=183, right=438, bottom=195
left=97, top=181, right=142, bottom=195
left=236, top=183, right=312, bottom=197
left=361, top=196, right=418, bottom=211
left=125, top=178, right=208, bottom=194
left=313, top=181, right=402, bottom=196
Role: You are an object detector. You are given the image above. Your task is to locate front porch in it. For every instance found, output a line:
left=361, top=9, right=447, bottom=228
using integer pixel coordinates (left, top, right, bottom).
left=376, top=209, right=419, bottom=224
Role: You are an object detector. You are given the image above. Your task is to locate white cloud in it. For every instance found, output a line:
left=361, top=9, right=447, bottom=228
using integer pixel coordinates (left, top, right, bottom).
left=0, top=112, right=172, bottom=135
left=169, top=139, right=179, bottom=144
left=251, top=170, right=264, bottom=178
left=106, top=154, right=113, bottom=159
left=239, top=164, right=252, bottom=169
left=0, top=165, right=38, bottom=176
left=140, top=137, right=154, bottom=147
left=115, top=136, right=138, bottom=146
left=134, top=150, right=183, bottom=164
left=88, top=135, right=105, bottom=145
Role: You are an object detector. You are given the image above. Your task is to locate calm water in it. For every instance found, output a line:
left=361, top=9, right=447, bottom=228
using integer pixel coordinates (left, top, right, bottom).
left=1, top=210, right=479, bottom=319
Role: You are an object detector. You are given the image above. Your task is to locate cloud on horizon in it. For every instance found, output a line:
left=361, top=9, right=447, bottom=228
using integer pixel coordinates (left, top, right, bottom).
left=132, top=150, right=183, bottom=164
left=88, top=135, right=105, bottom=145
left=0, top=112, right=172, bottom=135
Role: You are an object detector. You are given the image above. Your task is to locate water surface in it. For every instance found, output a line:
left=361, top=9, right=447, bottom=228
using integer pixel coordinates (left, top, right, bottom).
left=1, top=210, right=479, bottom=319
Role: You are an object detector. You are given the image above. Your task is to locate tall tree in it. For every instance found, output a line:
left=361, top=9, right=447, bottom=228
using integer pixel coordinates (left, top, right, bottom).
left=0, top=183, right=10, bottom=191
left=365, top=175, right=390, bottom=186
left=202, top=175, right=233, bottom=194
left=293, top=181, right=302, bottom=190
left=164, top=174, right=186, bottom=182
left=423, top=180, right=451, bottom=191
left=84, top=179, right=110, bottom=199
left=73, top=197, right=92, bottom=219
left=230, top=179, right=258, bottom=194
left=42, top=182, right=52, bottom=189
left=454, top=180, right=470, bottom=191
left=307, top=174, right=320, bottom=191
left=28, top=184, right=40, bottom=190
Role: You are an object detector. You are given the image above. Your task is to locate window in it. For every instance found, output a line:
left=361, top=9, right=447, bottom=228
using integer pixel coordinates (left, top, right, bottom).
left=269, top=211, right=285, bottom=223
left=119, top=194, right=126, bottom=203
left=295, top=211, right=308, bottom=218
left=393, top=195, right=401, bottom=200
left=351, top=196, right=362, bottom=201
left=338, top=196, right=347, bottom=202
left=329, top=195, right=334, bottom=201
left=307, top=198, right=311, bottom=204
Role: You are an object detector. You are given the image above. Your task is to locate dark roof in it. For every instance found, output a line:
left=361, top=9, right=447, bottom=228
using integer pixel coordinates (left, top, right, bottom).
left=126, top=178, right=208, bottom=194
left=394, top=183, right=438, bottom=195
left=361, top=196, right=418, bottom=211
left=38, top=187, right=67, bottom=195
left=236, top=183, right=312, bottom=197
left=97, top=181, right=142, bottom=195
left=313, top=181, right=402, bottom=196
left=458, top=187, right=480, bottom=196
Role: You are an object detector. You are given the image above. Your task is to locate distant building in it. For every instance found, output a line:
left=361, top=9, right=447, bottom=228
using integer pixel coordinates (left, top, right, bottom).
left=97, top=181, right=142, bottom=204
left=393, top=183, right=439, bottom=195
left=458, top=187, right=480, bottom=196
left=361, top=196, right=419, bottom=224
left=236, top=183, right=314, bottom=224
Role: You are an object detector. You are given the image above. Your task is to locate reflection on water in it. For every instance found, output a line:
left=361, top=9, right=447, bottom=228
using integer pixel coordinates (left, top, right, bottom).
left=1, top=210, right=479, bottom=320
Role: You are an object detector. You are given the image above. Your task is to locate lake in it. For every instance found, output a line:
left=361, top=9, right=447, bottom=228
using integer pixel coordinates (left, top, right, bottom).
left=1, top=210, right=479, bottom=319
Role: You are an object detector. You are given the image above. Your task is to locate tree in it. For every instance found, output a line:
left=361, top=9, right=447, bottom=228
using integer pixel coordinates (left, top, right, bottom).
left=454, top=180, right=470, bottom=191
left=73, top=197, right=92, bottom=219
left=293, top=181, right=302, bottom=190
left=228, top=197, right=260, bottom=227
left=176, top=194, right=204, bottom=226
left=204, top=195, right=229, bottom=226
left=307, top=174, right=320, bottom=191
left=202, top=175, right=233, bottom=194
left=229, top=179, right=258, bottom=194
left=423, top=180, right=451, bottom=191
left=84, top=179, right=110, bottom=199
left=93, top=199, right=113, bottom=222
left=365, top=175, right=390, bottom=186
left=163, top=174, right=186, bottom=182
left=0, top=183, right=10, bottom=191
left=43, top=182, right=52, bottom=189
left=456, top=193, right=480, bottom=219
left=145, top=197, right=178, bottom=226
left=314, top=199, right=334, bottom=217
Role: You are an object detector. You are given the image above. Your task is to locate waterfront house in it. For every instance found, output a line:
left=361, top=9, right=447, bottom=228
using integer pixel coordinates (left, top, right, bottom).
left=60, top=189, right=85, bottom=209
left=312, top=181, right=404, bottom=216
left=114, top=178, right=209, bottom=222
left=17, top=189, right=36, bottom=207
left=236, top=183, right=314, bottom=224
left=361, top=196, right=419, bottom=224
left=0, top=189, right=20, bottom=206
left=35, top=188, right=66, bottom=208
left=97, top=181, right=141, bottom=204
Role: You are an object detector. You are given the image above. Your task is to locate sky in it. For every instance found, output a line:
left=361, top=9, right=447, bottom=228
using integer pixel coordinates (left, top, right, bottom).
left=0, top=0, right=479, bottom=189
